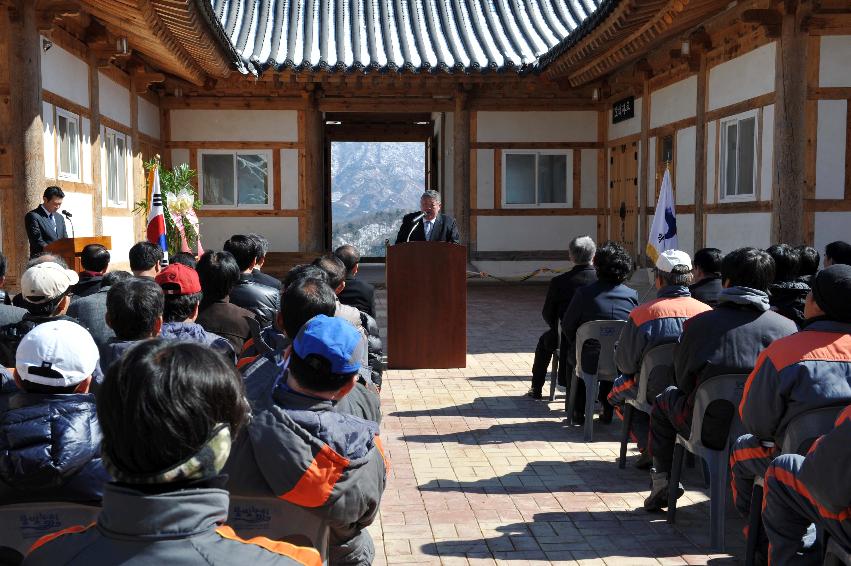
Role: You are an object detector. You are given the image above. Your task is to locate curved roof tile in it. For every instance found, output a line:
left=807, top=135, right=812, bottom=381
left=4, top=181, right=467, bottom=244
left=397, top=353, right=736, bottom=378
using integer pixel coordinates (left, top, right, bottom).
left=211, top=0, right=603, bottom=75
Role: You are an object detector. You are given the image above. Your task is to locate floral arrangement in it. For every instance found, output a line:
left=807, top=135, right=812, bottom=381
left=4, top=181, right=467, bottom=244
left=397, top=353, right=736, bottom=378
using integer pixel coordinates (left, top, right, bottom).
left=134, top=159, right=204, bottom=256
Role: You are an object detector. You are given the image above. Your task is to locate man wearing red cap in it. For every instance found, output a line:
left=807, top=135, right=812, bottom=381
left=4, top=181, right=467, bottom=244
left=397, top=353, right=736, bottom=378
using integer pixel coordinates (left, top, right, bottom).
left=156, top=264, right=236, bottom=363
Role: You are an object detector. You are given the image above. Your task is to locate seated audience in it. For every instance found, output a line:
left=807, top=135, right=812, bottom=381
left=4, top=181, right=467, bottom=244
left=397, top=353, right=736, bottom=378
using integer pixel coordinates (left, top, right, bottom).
left=25, top=340, right=319, bottom=566
left=0, top=252, right=26, bottom=326
left=170, top=251, right=197, bottom=269
left=825, top=240, right=851, bottom=267
left=224, top=235, right=280, bottom=327
left=643, top=247, right=798, bottom=512
left=196, top=250, right=254, bottom=353
left=312, top=254, right=384, bottom=389
left=67, top=271, right=133, bottom=350
left=762, top=405, right=851, bottom=566
left=335, top=244, right=376, bottom=318
left=226, top=315, right=387, bottom=566
left=796, top=245, right=820, bottom=285
left=101, top=279, right=163, bottom=371
left=248, top=233, right=282, bottom=290
left=72, top=244, right=110, bottom=299
left=155, top=263, right=235, bottom=362
left=561, top=242, right=638, bottom=424
left=608, top=250, right=711, bottom=466
left=730, top=264, right=851, bottom=529
left=766, top=243, right=810, bottom=327
left=0, top=320, right=109, bottom=504
left=689, top=247, right=723, bottom=307
left=128, top=241, right=164, bottom=279
left=529, top=235, right=597, bottom=399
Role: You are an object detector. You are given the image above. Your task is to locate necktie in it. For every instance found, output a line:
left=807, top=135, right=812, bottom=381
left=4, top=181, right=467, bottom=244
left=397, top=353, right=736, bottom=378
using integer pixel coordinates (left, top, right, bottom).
left=50, top=214, right=56, bottom=233
left=424, top=221, right=433, bottom=240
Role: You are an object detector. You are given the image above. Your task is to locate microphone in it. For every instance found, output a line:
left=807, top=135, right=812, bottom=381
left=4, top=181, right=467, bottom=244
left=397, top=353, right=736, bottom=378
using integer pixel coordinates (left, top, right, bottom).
left=405, top=212, right=426, bottom=243
left=61, top=209, right=74, bottom=238
left=61, top=209, right=73, bottom=218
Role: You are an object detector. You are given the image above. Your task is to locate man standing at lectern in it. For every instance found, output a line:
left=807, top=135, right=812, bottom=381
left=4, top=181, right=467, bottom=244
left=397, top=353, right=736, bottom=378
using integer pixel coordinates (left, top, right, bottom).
left=395, top=190, right=460, bottom=245
left=25, top=186, right=68, bottom=258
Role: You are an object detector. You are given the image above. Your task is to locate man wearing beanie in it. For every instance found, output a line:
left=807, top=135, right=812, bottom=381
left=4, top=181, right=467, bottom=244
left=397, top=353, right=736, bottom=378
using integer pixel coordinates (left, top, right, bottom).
left=226, top=315, right=388, bottom=566
left=730, top=263, right=851, bottom=551
left=608, top=250, right=711, bottom=467
left=0, top=320, right=109, bottom=505
left=25, top=340, right=319, bottom=566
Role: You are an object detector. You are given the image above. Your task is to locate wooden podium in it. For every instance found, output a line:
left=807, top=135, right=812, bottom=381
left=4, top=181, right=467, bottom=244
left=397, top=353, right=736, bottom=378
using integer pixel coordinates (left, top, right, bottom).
left=45, top=237, right=113, bottom=272
left=386, top=241, right=466, bottom=369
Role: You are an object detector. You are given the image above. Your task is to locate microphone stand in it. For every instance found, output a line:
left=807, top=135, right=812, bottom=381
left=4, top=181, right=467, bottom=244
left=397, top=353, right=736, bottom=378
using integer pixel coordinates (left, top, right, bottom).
left=63, top=213, right=75, bottom=239
left=405, top=219, right=422, bottom=243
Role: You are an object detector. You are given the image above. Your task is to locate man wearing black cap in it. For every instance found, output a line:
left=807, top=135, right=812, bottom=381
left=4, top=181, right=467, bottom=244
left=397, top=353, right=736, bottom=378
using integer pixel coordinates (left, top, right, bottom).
left=730, top=263, right=851, bottom=543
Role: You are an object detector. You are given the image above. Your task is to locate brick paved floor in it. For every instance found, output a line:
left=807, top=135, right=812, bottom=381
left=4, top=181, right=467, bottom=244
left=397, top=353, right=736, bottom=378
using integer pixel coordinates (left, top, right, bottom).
left=369, top=284, right=744, bottom=565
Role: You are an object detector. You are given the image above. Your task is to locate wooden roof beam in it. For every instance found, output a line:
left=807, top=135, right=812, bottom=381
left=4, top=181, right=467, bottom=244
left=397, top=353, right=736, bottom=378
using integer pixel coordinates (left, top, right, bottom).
left=742, top=9, right=783, bottom=37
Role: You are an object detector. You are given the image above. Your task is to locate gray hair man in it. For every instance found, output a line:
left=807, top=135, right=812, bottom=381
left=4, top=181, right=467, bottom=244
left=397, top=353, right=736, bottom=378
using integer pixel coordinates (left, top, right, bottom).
left=528, top=235, right=599, bottom=399
left=394, top=190, right=460, bottom=244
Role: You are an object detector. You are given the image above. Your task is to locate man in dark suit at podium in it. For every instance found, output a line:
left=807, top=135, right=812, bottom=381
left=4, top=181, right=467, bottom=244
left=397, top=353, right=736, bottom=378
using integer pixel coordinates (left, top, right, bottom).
left=25, top=186, right=68, bottom=258
left=395, top=190, right=460, bottom=245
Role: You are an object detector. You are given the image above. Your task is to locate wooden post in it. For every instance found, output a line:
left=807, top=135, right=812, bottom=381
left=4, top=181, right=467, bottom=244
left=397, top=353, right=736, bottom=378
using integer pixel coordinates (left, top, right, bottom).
left=638, top=78, right=651, bottom=265
left=88, top=53, right=102, bottom=235
left=771, top=2, right=807, bottom=245
left=10, top=1, right=44, bottom=278
left=302, top=87, right=324, bottom=253
left=453, top=89, right=471, bottom=253
left=597, top=109, right=608, bottom=244
left=130, top=77, right=145, bottom=240
left=693, top=53, right=708, bottom=252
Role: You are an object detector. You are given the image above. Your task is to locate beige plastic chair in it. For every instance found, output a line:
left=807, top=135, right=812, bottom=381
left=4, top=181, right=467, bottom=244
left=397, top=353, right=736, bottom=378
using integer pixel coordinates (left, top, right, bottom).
left=0, top=501, right=100, bottom=564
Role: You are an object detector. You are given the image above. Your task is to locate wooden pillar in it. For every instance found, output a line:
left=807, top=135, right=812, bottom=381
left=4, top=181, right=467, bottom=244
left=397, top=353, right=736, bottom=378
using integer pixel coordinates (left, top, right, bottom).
left=597, top=109, right=608, bottom=245
left=638, top=78, right=651, bottom=265
left=302, top=87, right=324, bottom=253
left=453, top=89, right=471, bottom=254
left=88, top=53, right=102, bottom=235
left=7, top=1, right=44, bottom=279
left=130, top=78, right=145, bottom=240
left=771, top=2, right=807, bottom=245
left=693, top=54, right=709, bottom=252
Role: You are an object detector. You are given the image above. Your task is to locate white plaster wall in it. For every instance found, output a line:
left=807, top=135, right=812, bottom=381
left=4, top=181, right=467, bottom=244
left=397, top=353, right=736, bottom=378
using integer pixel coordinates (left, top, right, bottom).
left=580, top=149, right=597, bottom=209
left=815, top=212, right=851, bottom=264
left=650, top=76, right=697, bottom=129
left=102, top=216, right=135, bottom=264
left=199, top=217, right=299, bottom=252
left=816, top=100, right=847, bottom=199
left=138, top=96, right=160, bottom=139
left=476, top=111, right=598, bottom=143
left=608, top=98, right=642, bottom=141
left=42, top=102, right=55, bottom=179
left=472, top=260, right=573, bottom=279
left=41, top=39, right=89, bottom=108
left=675, top=213, right=695, bottom=257
left=708, top=42, right=776, bottom=111
left=170, top=110, right=298, bottom=142
left=706, top=213, right=772, bottom=252
left=819, top=36, right=851, bottom=88
left=676, top=127, right=696, bottom=205
left=62, top=192, right=93, bottom=237
left=281, top=149, right=299, bottom=209
left=81, top=117, right=92, bottom=185
left=171, top=148, right=190, bottom=167
left=706, top=121, right=716, bottom=204
left=477, top=215, right=597, bottom=251
left=760, top=105, right=774, bottom=201
left=99, top=73, right=131, bottom=126
left=476, top=149, right=494, bottom=209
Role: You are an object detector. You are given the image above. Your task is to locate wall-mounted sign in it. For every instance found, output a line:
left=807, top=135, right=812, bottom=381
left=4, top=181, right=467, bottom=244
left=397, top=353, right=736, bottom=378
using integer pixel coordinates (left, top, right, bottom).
left=612, top=96, right=635, bottom=124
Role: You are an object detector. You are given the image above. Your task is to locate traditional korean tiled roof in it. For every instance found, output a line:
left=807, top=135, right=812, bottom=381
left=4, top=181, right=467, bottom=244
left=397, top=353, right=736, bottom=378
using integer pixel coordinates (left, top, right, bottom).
left=209, top=0, right=605, bottom=75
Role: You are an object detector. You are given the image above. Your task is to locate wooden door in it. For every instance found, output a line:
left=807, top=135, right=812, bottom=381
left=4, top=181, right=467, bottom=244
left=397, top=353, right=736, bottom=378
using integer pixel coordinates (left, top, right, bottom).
left=609, top=142, right=639, bottom=258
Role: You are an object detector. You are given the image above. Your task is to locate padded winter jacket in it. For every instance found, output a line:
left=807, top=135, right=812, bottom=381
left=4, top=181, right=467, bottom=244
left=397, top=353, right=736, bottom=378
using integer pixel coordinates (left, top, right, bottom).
left=160, top=321, right=236, bottom=363
left=768, top=279, right=811, bottom=328
left=225, top=385, right=388, bottom=566
left=740, top=320, right=851, bottom=443
left=0, top=392, right=110, bottom=504
left=229, top=274, right=280, bottom=329
left=22, top=483, right=319, bottom=566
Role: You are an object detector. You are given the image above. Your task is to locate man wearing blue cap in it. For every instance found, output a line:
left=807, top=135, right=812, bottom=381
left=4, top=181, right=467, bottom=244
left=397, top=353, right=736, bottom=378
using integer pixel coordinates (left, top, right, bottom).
left=225, top=315, right=388, bottom=566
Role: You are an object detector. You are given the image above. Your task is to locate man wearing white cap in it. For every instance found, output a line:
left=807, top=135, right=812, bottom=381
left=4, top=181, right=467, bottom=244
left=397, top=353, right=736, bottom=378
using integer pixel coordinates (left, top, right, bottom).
left=608, top=250, right=712, bottom=468
left=0, top=320, right=110, bottom=504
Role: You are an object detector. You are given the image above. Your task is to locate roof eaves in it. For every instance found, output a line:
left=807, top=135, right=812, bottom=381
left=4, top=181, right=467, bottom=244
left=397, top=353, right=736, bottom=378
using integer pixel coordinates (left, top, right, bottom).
left=191, top=0, right=252, bottom=75
left=533, top=0, right=622, bottom=73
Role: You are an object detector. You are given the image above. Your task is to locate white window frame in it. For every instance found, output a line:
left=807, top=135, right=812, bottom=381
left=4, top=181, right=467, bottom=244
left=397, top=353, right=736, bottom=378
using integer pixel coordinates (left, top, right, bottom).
left=104, top=127, right=129, bottom=207
left=198, top=149, right=274, bottom=210
left=55, top=107, right=81, bottom=182
left=719, top=110, right=758, bottom=202
left=501, top=149, right=572, bottom=208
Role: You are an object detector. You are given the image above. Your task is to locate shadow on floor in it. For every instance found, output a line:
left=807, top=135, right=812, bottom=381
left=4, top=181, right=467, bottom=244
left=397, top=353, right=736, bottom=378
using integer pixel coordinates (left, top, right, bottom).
left=389, top=395, right=564, bottom=419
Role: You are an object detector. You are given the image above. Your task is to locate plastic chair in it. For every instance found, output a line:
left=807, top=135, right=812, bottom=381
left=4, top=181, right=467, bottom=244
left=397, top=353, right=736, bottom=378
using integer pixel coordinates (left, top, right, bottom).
left=618, top=342, right=677, bottom=468
left=566, top=320, right=627, bottom=442
left=666, top=373, right=749, bottom=552
left=0, top=501, right=100, bottom=564
left=744, top=404, right=846, bottom=566
left=548, top=323, right=562, bottom=401
left=825, top=536, right=851, bottom=565
left=228, top=496, right=331, bottom=565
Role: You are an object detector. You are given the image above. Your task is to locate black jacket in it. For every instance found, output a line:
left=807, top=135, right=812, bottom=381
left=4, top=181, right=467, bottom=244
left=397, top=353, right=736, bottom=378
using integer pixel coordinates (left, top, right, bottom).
left=542, top=264, right=597, bottom=329
left=25, top=206, right=68, bottom=257
left=394, top=212, right=460, bottom=244
left=71, top=273, right=104, bottom=299
left=229, top=274, right=280, bottom=329
left=197, top=299, right=255, bottom=354
left=689, top=275, right=723, bottom=307
left=251, top=268, right=282, bottom=290
left=768, top=279, right=810, bottom=328
left=339, top=276, right=376, bottom=319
